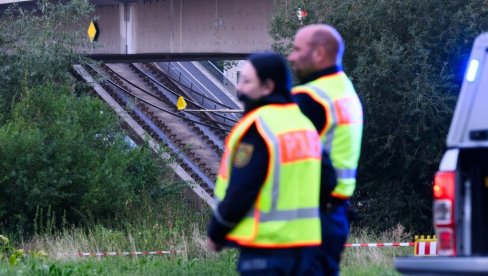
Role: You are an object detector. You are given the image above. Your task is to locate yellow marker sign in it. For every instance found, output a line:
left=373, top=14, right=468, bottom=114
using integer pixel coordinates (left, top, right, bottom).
left=87, top=20, right=98, bottom=43
left=177, top=96, right=187, bottom=110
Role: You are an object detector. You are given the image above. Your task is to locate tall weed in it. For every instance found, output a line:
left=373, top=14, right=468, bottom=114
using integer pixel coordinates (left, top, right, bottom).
left=342, top=224, right=412, bottom=268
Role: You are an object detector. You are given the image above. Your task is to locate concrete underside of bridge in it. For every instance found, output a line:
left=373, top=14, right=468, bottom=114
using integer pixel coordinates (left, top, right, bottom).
left=0, top=0, right=275, bottom=61
left=83, top=0, right=274, bottom=61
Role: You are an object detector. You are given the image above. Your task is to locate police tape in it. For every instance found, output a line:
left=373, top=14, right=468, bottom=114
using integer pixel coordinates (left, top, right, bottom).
left=344, top=242, right=414, bottom=247
left=60, top=250, right=181, bottom=257
left=58, top=242, right=415, bottom=257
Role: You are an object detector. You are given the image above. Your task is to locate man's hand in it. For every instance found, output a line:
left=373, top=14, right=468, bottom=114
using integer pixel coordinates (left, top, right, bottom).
left=207, top=238, right=223, bottom=252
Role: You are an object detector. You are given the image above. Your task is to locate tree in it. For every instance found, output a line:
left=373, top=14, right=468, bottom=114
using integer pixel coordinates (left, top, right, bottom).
left=270, top=0, right=488, bottom=232
left=0, top=1, right=180, bottom=233
left=0, top=0, right=93, bottom=123
left=0, top=84, right=174, bottom=231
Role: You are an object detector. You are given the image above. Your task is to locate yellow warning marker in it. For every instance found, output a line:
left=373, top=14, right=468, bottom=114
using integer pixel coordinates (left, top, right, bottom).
left=176, top=96, right=242, bottom=112
left=87, top=20, right=98, bottom=43
left=177, top=96, right=188, bottom=110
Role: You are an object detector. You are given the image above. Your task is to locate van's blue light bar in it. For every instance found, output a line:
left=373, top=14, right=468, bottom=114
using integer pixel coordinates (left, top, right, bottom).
left=466, top=59, right=479, bottom=82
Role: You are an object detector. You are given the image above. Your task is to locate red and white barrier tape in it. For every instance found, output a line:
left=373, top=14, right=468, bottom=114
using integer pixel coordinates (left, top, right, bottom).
left=58, top=243, right=415, bottom=257
left=344, top=242, right=414, bottom=247
left=61, top=250, right=181, bottom=257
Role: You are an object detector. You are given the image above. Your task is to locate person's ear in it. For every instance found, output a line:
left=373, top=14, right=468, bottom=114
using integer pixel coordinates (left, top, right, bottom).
left=261, top=79, right=275, bottom=96
left=313, top=46, right=326, bottom=61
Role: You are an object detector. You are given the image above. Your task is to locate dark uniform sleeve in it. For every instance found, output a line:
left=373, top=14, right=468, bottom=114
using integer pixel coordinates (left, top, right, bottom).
left=293, top=93, right=327, bottom=134
left=320, top=149, right=338, bottom=208
left=294, top=93, right=339, bottom=208
left=207, top=123, right=269, bottom=244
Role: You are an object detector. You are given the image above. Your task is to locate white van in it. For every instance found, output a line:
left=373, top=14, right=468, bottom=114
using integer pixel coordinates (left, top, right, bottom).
left=396, top=33, right=488, bottom=274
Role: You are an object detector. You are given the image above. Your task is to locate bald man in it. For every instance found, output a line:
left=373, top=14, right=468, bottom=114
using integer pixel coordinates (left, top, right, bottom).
left=288, top=24, right=364, bottom=275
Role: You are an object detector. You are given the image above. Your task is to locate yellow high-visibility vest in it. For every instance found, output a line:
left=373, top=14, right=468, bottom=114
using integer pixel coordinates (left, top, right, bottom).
left=215, top=103, right=322, bottom=248
left=292, top=72, right=363, bottom=199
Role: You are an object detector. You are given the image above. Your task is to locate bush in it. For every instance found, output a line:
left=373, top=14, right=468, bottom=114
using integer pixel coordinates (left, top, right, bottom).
left=0, top=84, right=178, bottom=232
left=0, top=0, right=94, bottom=124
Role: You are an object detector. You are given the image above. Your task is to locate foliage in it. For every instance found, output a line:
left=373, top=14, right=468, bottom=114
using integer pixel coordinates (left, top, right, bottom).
left=0, top=235, right=21, bottom=266
left=0, top=226, right=410, bottom=275
left=0, top=254, right=238, bottom=276
left=0, top=254, right=401, bottom=275
left=0, top=84, right=179, bottom=232
left=0, top=0, right=94, bottom=124
left=22, top=188, right=210, bottom=259
left=0, top=191, right=217, bottom=272
left=0, top=0, right=185, bottom=233
left=343, top=225, right=411, bottom=269
left=270, top=0, right=488, bottom=232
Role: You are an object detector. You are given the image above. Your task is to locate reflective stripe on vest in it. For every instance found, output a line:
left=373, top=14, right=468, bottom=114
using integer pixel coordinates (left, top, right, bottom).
left=245, top=117, right=319, bottom=222
left=292, top=72, right=363, bottom=199
left=214, top=104, right=322, bottom=248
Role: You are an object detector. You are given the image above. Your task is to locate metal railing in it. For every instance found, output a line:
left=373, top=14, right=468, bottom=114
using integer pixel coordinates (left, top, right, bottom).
left=157, top=62, right=240, bottom=122
left=199, top=61, right=238, bottom=97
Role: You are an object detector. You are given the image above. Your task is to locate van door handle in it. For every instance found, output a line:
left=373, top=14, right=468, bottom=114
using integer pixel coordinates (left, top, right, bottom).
left=469, top=129, right=488, bottom=141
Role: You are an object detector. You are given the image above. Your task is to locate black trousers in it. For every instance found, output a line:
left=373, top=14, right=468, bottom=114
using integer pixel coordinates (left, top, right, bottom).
left=313, top=203, right=350, bottom=276
left=237, top=246, right=323, bottom=276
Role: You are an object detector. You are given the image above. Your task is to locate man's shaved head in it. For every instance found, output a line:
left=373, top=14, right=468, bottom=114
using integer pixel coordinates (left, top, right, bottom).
left=308, top=24, right=344, bottom=64
left=288, top=24, right=345, bottom=80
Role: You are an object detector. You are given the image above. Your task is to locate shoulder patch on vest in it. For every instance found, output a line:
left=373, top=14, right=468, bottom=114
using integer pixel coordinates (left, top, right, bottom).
left=233, top=143, right=254, bottom=168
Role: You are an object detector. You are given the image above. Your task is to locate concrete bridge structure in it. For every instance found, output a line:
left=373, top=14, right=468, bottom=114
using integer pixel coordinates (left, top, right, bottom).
left=0, top=0, right=281, bottom=205
left=1, top=0, right=275, bottom=61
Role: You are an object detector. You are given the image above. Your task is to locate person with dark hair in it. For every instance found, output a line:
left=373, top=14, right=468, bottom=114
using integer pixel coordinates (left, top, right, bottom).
left=207, top=52, right=325, bottom=275
left=288, top=24, right=364, bottom=276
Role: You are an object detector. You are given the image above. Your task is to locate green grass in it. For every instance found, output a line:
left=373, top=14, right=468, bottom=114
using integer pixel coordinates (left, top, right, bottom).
left=0, top=252, right=404, bottom=276
left=340, top=225, right=412, bottom=276
left=342, top=264, right=400, bottom=276
left=0, top=224, right=412, bottom=275
left=1, top=189, right=414, bottom=275
left=0, top=252, right=405, bottom=276
left=0, top=253, right=238, bottom=276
